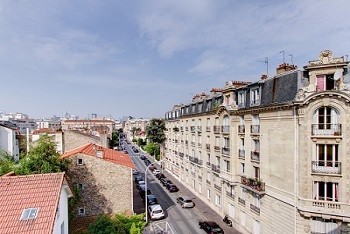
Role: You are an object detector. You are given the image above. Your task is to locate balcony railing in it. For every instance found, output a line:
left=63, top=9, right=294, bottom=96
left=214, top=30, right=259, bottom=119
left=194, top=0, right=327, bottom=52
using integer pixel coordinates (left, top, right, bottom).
left=311, top=124, right=342, bottom=136
left=226, top=191, right=235, bottom=200
left=191, top=142, right=196, bottom=147
left=213, top=126, right=221, bottom=134
left=214, top=146, right=221, bottom=152
left=239, top=149, right=245, bottom=159
left=297, top=197, right=350, bottom=216
left=211, top=164, right=220, bottom=173
left=206, top=162, right=211, bottom=167
left=311, top=161, right=341, bottom=174
left=222, top=147, right=230, bottom=155
left=238, top=125, right=245, bottom=134
left=251, top=125, right=260, bottom=134
left=197, top=126, right=202, bottom=132
left=241, top=176, right=265, bottom=193
left=238, top=197, right=245, bottom=205
left=190, top=126, right=196, bottom=133
left=250, top=204, right=260, bottom=214
left=189, top=156, right=203, bottom=166
left=179, top=153, right=184, bottom=158
left=251, top=151, right=260, bottom=162
left=214, top=184, right=222, bottom=191
left=206, top=126, right=211, bottom=132
left=206, top=144, right=211, bottom=151
left=222, top=125, right=230, bottom=134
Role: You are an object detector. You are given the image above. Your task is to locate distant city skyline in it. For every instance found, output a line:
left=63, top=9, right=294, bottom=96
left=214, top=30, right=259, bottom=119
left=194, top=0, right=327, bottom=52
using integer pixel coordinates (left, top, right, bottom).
left=1, top=1, right=349, bottom=119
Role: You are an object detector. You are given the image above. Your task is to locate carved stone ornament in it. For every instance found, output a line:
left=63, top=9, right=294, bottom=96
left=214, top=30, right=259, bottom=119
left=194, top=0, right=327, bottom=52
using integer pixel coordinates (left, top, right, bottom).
left=319, top=50, right=333, bottom=64
left=295, top=89, right=306, bottom=101
left=303, top=224, right=311, bottom=232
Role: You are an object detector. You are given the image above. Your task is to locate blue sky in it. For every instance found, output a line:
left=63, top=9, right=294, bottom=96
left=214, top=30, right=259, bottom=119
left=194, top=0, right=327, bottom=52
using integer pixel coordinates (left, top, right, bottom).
left=1, top=1, right=349, bottom=119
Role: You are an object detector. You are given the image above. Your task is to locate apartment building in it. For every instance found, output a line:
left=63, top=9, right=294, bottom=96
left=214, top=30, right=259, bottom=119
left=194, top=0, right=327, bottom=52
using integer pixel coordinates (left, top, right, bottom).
left=163, top=50, right=350, bottom=234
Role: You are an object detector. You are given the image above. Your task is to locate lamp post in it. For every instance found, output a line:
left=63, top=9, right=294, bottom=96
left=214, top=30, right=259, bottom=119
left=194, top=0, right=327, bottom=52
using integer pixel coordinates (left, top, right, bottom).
left=145, top=160, right=163, bottom=224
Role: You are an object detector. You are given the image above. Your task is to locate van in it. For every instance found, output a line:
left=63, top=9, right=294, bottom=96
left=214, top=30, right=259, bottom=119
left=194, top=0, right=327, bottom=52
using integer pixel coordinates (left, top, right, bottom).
left=148, top=204, right=165, bottom=220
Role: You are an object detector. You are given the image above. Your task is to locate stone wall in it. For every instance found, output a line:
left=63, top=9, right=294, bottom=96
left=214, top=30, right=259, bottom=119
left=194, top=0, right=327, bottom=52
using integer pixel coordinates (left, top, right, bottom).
left=63, top=130, right=103, bottom=152
left=66, top=153, right=133, bottom=217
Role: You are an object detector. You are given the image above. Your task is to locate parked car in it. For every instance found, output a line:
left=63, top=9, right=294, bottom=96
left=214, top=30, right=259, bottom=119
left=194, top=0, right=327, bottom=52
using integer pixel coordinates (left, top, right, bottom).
left=167, top=184, right=179, bottom=192
left=155, top=173, right=165, bottom=179
left=149, top=165, right=156, bottom=171
left=139, top=187, right=152, bottom=199
left=124, top=150, right=128, bottom=154
left=160, top=178, right=172, bottom=186
left=134, top=175, right=143, bottom=183
left=177, top=197, right=195, bottom=208
left=199, top=221, right=224, bottom=234
left=152, top=169, right=161, bottom=175
left=148, top=204, right=165, bottom=220
left=140, top=155, right=146, bottom=160
left=136, top=180, right=145, bottom=190
left=133, top=148, right=139, bottom=153
left=144, top=160, right=151, bottom=166
left=146, top=194, right=158, bottom=205
left=132, top=169, right=139, bottom=175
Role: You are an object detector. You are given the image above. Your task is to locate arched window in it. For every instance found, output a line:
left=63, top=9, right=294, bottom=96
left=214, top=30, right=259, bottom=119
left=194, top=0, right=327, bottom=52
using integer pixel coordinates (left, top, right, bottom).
left=312, top=107, right=340, bottom=135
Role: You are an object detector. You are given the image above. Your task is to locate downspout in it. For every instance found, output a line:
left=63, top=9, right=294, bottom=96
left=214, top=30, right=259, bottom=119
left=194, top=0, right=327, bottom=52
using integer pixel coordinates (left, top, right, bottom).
left=293, top=106, right=299, bottom=234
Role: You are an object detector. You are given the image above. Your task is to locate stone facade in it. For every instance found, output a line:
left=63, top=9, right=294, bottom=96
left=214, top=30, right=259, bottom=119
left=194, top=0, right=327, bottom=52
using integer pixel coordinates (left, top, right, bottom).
left=66, top=153, right=133, bottom=217
left=163, top=51, right=350, bottom=233
left=63, top=130, right=104, bottom=152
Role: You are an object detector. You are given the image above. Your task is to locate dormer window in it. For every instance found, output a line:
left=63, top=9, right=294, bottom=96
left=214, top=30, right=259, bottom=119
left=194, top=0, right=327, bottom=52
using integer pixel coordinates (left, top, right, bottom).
left=316, top=74, right=335, bottom=91
left=20, top=208, right=39, bottom=220
left=250, top=88, right=260, bottom=106
left=237, top=91, right=246, bottom=108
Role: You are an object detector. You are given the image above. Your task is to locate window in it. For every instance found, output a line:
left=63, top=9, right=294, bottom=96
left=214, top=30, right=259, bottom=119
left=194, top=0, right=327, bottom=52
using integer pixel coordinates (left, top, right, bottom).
left=315, top=144, right=338, bottom=166
left=78, top=207, right=85, bottom=216
left=253, top=166, right=260, bottom=180
left=316, top=74, right=335, bottom=91
left=253, top=194, right=260, bottom=208
left=20, top=208, right=39, bottom=220
left=224, top=160, right=230, bottom=172
left=241, top=211, right=246, bottom=227
left=61, top=222, right=65, bottom=234
left=216, top=156, right=220, bottom=167
left=215, top=194, right=221, bottom=206
left=207, top=189, right=211, bottom=199
left=240, top=163, right=245, bottom=174
left=313, top=181, right=339, bottom=202
left=241, top=188, right=246, bottom=200
left=207, top=172, right=211, bottom=182
left=250, top=88, right=260, bottom=106
left=313, top=106, right=340, bottom=133
left=311, top=217, right=338, bottom=234
left=237, top=91, right=246, bottom=107
left=77, top=183, right=84, bottom=191
left=77, top=158, right=83, bottom=165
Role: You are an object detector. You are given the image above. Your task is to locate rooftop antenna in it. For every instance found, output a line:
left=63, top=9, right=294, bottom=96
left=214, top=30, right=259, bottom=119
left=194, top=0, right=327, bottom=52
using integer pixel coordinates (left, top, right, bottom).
left=288, top=54, right=294, bottom=65
left=259, top=57, right=269, bottom=77
left=278, top=50, right=285, bottom=63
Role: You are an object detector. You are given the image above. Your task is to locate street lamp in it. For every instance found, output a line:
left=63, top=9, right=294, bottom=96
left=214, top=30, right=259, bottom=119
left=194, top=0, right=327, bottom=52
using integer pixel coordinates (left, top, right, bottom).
left=145, top=160, right=163, bottom=224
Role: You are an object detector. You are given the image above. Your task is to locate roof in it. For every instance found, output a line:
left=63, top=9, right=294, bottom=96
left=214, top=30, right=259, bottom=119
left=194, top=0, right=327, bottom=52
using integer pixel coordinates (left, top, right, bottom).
left=0, top=173, right=70, bottom=234
left=61, top=143, right=135, bottom=169
left=63, top=119, right=114, bottom=123
left=32, top=128, right=57, bottom=134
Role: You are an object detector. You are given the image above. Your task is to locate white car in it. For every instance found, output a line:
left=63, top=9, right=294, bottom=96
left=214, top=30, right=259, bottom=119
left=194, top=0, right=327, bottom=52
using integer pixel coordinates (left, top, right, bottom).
left=152, top=169, right=161, bottom=175
left=148, top=204, right=165, bottom=220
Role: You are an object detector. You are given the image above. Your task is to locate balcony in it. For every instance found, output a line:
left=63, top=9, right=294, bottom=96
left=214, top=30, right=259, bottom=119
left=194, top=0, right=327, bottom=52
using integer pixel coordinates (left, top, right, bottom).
left=222, top=147, right=230, bottom=156
left=251, top=125, right=260, bottom=134
left=251, top=151, right=260, bottom=162
left=214, top=184, right=222, bottom=191
left=238, top=197, right=245, bottom=205
left=226, top=191, right=235, bottom=200
left=206, top=126, right=211, bottom=132
left=206, top=179, right=211, bottom=185
left=241, top=176, right=265, bottom=194
left=179, top=152, right=184, bottom=158
left=311, top=124, right=342, bottom=136
left=221, top=125, right=230, bottom=134
left=311, top=161, right=341, bottom=174
left=206, top=144, right=211, bottom=151
left=206, top=162, right=211, bottom=167
left=197, top=126, right=202, bottom=133
left=239, top=149, right=245, bottom=159
left=180, top=127, right=184, bottom=132
left=238, top=125, right=245, bottom=134
left=198, top=143, right=202, bottom=148
left=214, top=146, right=221, bottom=152
left=185, top=127, right=188, bottom=131
left=190, top=126, right=196, bottom=133
left=211, top=164, right=220, bottom=174
left=297, top=197, right=350, bottom=217
left=213, top=126, right=221, bottom=134
left=189, top=156, right=203, bottom=166
left=250, top=204, right=260, bottom=214
left=191, top=142, right=196, bottom=147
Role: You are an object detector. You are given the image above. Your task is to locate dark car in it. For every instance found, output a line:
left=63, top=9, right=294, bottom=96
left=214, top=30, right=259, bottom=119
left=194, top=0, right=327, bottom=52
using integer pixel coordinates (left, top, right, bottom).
left=160, top=178, right=172, bottom=186
left=167, top=184, right=179, bottom=192
left=155, top=173, right=165, bottom=179
left=146, top=194, right=158, bottom=205
left=140, top=155, right=146, bottom=160
left=133, top=148, right=139, bottom=153
left=139, top=187, right=152, bottom=199
left=144, top=160, right=151, bottom=166
left=124, top=150, right=128, bottom=154
left=134, top=175, right=143, bottom=183
left=199, top=221, right=224, bottom=234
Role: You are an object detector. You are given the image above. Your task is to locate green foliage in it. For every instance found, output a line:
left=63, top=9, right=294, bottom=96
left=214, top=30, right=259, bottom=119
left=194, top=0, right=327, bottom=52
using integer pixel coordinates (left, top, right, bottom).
left=14, top=134, right=69, bottom=175
left=137, top=138, right=146, bottom=147
left=144, top=142, right=160, bottom=159
left=111, top=131, right=120, bottom=148
left=132, top=138, right=137, bottom=143
left=88, top=213, right=145, bottom=234
left=146, top=118, right=166, bottom=144
left=0, top=150, right=15, bottom=175
left=68, top=187, right=81, bottom=222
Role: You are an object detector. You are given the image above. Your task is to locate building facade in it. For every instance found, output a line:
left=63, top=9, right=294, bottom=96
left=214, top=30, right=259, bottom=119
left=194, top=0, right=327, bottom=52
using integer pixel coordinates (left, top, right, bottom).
left=163, top=50, right=350, bottom=234
left=0, top=123, right=19, bottom=160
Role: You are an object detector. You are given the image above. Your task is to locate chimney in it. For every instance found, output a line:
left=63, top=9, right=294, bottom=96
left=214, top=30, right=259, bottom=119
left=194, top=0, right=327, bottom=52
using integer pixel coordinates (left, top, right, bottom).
left=261, top=74, right=268, bottom=80
left=276, top=63, right=297, bottom=75
left=95, top=145, right=104, bottom=158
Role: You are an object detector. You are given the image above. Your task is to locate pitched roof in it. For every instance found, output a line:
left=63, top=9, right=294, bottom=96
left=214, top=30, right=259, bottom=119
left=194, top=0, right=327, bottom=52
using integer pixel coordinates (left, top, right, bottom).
left=0, top=173, right=69, bottom=234
left=61, top=143, right=135, bottom=169
left=32, top=128, right=57, bottom=134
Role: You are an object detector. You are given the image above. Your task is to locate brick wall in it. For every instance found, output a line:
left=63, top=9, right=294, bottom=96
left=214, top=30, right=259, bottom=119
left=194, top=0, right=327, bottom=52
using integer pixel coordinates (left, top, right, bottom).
left=66, top=153, right=133, bottom=217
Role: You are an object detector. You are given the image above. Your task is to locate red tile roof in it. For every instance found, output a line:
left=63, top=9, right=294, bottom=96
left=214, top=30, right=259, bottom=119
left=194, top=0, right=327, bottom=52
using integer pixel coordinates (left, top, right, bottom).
left=61, top=143, right=135, bottom=169
left=0, top=173, right=68, bottom=234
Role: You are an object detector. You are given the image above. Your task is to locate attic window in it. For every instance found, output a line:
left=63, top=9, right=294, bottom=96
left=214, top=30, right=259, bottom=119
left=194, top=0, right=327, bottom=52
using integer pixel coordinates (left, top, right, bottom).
left=77, top=158, right=83, bottom=165
left=20, top=208, right=39, bottom=220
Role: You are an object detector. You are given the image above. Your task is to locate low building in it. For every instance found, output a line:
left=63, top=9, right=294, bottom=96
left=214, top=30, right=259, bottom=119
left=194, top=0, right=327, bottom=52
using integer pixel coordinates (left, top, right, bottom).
left=61, top=143, right=135, bottom=231
left=0, top=172, right=72, bottom=234
left=0, top=123, right=19, bottom=160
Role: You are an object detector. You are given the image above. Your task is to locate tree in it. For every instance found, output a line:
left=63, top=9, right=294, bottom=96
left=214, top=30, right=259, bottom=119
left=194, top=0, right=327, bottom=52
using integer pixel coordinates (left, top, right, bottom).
left=0, top=149, right=15, bottom=175
left=146, top=119, right=166, bottom=144
left=131, top=127, right=141, bottom=140
left=14, top=134, right=70, bottom=175
left=144, top=142, right=160, bottom=160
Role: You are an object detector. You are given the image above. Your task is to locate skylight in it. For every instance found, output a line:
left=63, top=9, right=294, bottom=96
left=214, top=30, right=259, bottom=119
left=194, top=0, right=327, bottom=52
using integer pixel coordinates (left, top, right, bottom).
left=20, top=208, right=39, bottom=220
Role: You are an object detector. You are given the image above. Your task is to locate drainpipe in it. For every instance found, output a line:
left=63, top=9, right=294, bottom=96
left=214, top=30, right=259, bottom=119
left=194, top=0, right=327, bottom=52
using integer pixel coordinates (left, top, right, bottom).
left=293, top=106, right=299, bottom=234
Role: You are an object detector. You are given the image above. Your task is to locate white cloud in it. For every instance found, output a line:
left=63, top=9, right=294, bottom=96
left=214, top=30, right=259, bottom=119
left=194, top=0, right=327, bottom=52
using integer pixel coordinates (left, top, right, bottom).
left=188, top=51, right=229, bottom=75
